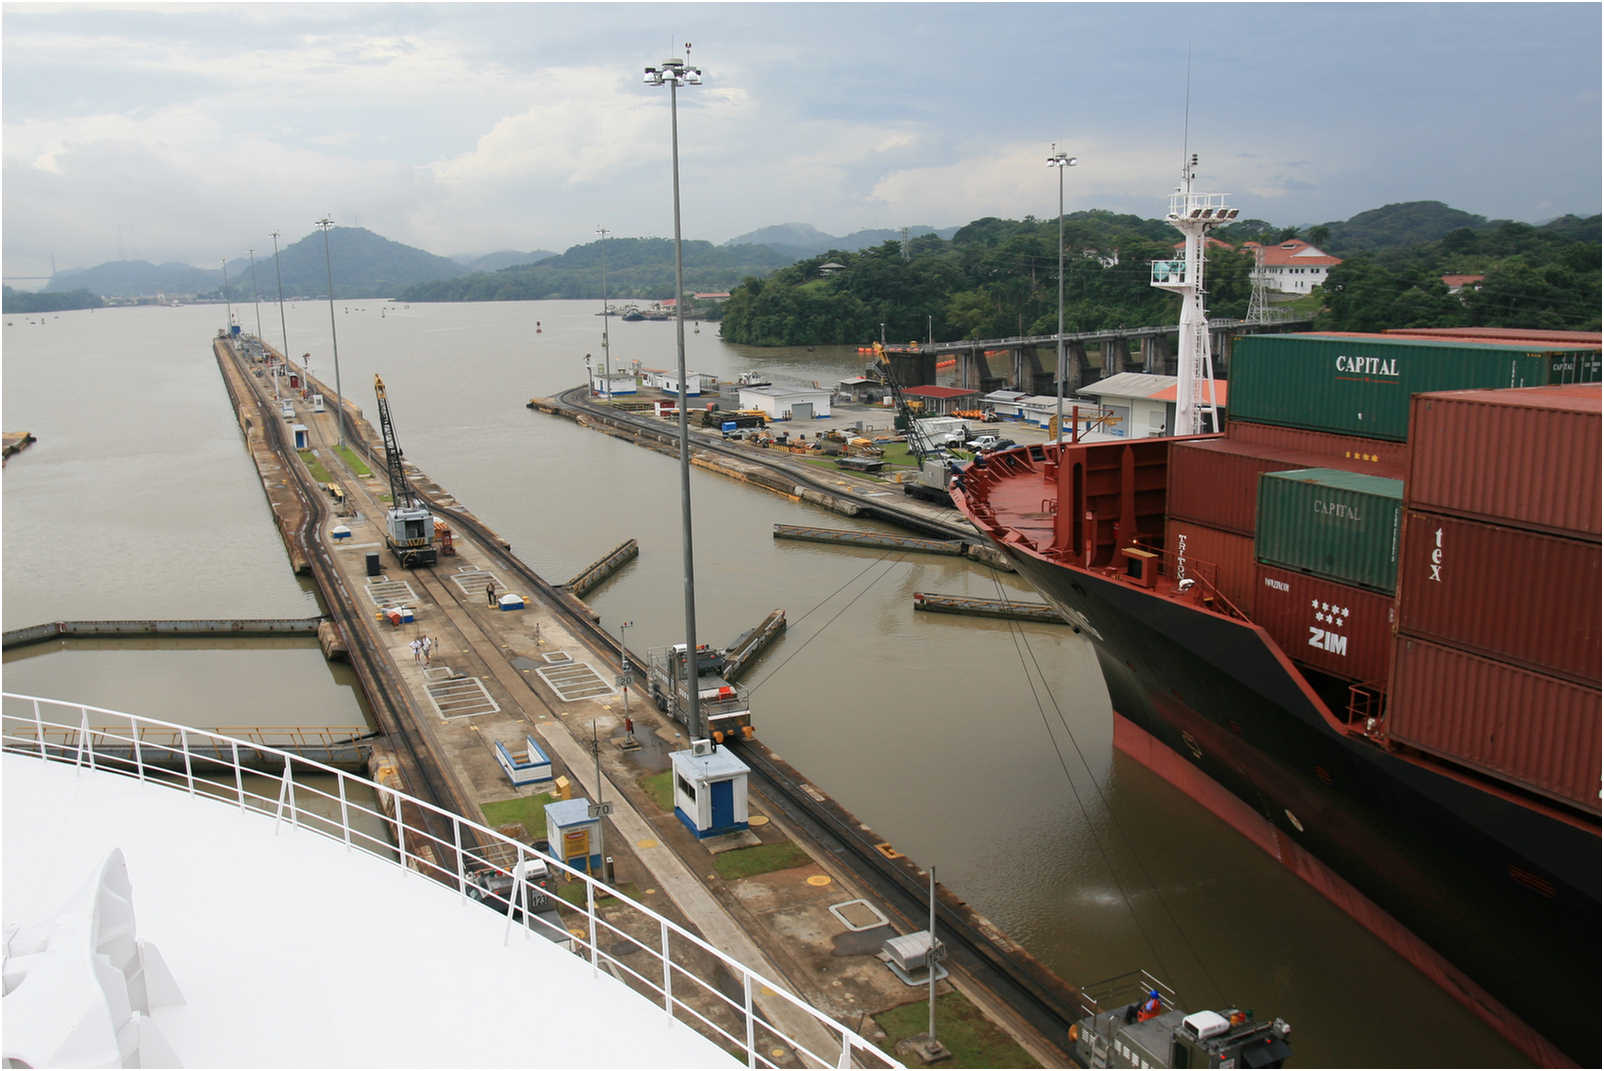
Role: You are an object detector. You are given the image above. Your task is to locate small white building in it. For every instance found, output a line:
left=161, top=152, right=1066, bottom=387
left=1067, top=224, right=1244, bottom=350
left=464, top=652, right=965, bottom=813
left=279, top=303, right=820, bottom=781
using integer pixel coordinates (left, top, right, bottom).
left=738, top=385, right=832, bottom=421
left=981, top=389, right=1030, bottom=418
left=1074, top=372, right=1229, bottom=438
left=589, top=369, right=638, bottom=396
left=544, top=797, right=605, bottom=873
left=1014, top=395, right=1064, bottom=428
left=1242, top=238, right=1342, bottom=294
left=645, top=369, right=707, bottom=395
left=670, top=745, right=750, bottom=839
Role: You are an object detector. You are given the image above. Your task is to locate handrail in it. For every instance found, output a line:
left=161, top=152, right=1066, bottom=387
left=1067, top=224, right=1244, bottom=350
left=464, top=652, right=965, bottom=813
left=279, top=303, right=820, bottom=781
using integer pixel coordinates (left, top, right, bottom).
left=1, top=693, right=899, bottom=1070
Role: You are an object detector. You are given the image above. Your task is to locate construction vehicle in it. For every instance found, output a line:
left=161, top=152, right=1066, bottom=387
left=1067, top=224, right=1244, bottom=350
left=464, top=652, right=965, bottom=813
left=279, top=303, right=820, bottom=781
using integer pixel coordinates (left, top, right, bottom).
left=869, top=341, right=960, bottom=505
left=373, top=374, right=438, bottom=568
left=646, top=643, right=755, bottom=744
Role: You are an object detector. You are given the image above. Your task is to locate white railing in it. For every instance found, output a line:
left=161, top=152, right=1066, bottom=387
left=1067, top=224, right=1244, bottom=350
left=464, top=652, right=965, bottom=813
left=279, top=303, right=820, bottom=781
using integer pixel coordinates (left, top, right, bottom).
left=1, top=694, right=899, bottom=1070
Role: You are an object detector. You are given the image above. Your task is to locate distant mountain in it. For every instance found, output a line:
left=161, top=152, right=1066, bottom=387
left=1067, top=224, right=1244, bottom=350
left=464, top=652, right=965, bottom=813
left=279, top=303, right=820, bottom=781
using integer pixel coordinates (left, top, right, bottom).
left=397, top=236, right=793, bottom=303
left=723, top=222, right=958, bottom=258
left=49, top=228, right=471, bottom=300
left=1318, top=201, right=1490, bottom=255
left=452, top=249, right=559, bottom=272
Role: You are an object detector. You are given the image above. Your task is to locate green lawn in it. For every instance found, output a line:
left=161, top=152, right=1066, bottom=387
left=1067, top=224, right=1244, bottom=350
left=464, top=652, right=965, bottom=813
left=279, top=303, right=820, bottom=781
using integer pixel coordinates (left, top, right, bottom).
left=480, top=793, right=556, bottom=840
left=297, top=450, right=332, bottom=483
left=641, top=770, right=677, bottom=812
left=712, top=841, right=812, bottom=880
left=874, top=990, right=1039, bottom=1068
left=332, top=443, right=372, bottom=477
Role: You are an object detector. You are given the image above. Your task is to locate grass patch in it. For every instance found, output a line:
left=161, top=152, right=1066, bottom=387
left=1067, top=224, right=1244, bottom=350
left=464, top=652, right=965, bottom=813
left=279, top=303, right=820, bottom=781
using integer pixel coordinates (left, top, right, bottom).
left=555, top=880, right=640, bottom=909
left=874, top=990, right=1039, bottom=1068
left=712, top=841, right=812, bottom=880
left=480, top=793, right=555, bottom=840
left=332, top=442, right=372, bottom=477
left=297, top=450, right=332, bottom=483
left=641, top=771, right=674, bottom=812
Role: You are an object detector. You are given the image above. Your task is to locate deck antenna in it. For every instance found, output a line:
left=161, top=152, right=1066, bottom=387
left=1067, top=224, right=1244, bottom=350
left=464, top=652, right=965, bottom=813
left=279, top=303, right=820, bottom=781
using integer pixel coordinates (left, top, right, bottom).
left=1150, top=49, right=1234, bottom=436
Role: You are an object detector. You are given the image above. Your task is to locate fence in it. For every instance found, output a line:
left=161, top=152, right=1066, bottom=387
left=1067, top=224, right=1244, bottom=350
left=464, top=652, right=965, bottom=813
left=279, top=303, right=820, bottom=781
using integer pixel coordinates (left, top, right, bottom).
left=1, top=693, right=898, bottom=1070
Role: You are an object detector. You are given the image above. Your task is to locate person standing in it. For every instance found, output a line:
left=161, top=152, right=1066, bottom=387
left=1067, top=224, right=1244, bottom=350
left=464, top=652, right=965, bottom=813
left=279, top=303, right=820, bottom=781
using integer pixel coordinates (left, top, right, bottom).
left=409, top=637, right=422, bottom=664
left=486, top=581, right=496, bottom=606
left=422, top=635, right=433, bottom=664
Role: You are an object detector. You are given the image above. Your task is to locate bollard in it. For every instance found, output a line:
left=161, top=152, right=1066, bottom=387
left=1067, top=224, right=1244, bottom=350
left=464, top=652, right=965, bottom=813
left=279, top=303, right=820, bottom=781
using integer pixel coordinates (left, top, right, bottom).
left=605, top=856, right=615, bottom=884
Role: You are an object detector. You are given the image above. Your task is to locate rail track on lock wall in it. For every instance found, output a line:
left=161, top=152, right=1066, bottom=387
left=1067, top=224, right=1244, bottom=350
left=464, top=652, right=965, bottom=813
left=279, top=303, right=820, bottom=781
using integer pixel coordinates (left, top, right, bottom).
left=216, top=342, right=474, bottom=863
left=325, top=376, right=1080, bottom=1062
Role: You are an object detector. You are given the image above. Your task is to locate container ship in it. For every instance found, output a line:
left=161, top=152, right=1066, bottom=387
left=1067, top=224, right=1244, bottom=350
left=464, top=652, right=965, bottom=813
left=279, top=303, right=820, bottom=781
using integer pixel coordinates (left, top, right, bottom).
left=953, top=327, right=1601, bottom=1067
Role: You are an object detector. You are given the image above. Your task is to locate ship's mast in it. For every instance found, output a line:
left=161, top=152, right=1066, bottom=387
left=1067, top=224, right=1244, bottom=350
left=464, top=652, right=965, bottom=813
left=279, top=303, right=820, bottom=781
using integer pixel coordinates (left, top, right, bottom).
left=1150, top=153, right=1237, bottom=434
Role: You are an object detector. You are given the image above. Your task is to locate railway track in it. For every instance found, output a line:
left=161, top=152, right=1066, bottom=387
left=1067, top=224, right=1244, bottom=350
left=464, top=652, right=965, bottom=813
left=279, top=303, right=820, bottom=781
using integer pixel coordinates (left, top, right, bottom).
left=331, top=375, right=1079, bottom=1061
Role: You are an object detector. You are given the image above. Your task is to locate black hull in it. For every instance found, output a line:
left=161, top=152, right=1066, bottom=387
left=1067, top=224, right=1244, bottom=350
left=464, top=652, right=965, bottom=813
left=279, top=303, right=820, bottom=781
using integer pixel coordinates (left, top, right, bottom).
left=1005, top=547, right=1601, bottom=1065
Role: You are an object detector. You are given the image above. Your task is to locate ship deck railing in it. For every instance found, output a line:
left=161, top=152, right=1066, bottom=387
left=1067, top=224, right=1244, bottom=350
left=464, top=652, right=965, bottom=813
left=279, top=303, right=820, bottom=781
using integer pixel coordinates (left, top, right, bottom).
left=1074, top=967, right=1181, bottom=1020
left=1, top=693, right=899, bottom=1070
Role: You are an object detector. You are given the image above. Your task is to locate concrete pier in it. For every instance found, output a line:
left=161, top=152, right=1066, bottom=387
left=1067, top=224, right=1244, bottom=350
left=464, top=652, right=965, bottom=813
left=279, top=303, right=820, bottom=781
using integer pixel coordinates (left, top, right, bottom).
left=720, top=609, right=786, bottom=681
left=565, top=538, right=639, bottom=598
left=773, top=523, right=970, bottom=556
left=911, top=592, right=1066, bottom=624
left=4, top=617, right=326, bottom=650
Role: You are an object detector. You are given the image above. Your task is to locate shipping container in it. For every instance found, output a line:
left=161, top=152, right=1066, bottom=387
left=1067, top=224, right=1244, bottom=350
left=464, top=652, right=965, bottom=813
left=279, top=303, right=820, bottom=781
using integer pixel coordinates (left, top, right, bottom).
left=1227, top=333, right=1601, bottom=442
left=1383, top=327, right=1602, bottom=346
left=1256, top=468, right=1404, bottom=592
left=1253, top=563, right=1395, bottom=683
left=1163, top=518, right=1257, bottom=615
left=1407, top=385, right=1601, bottom=540
left=1168, top=438, right=1405, bottom=535
left=1389, top=636, right=1601, bottom=815
left=1397, top=510, right=1600, bottom=685
left=1226, top=417, right=1411, bottom=471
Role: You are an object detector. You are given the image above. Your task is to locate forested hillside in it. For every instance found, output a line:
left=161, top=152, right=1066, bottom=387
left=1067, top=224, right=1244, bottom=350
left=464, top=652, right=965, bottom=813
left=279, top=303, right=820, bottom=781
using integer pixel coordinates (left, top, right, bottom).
left=396, top=237, right=792, bottom=302
left=719, top=204, right=1601, bottom=346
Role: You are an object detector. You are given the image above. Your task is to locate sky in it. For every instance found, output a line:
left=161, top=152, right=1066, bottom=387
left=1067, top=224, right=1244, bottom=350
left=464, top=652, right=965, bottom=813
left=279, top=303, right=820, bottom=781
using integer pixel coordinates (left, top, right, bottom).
left=3, top=2, right=1600, bottom=280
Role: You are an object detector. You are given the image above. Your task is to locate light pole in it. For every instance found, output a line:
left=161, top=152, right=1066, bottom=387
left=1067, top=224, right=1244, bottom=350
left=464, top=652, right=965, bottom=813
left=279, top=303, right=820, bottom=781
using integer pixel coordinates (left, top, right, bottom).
left=315, top=217, right=344, bottom=447
left=270, top=230, right=289, bottom=371
left=1048, top=144, right=1078, bottom=442
left=221, top=258, right=233, bottom=331
left=597, top=225, right=611, bottom=398
left=644, top=45, right=704, bottom=743
left=247, top=247, right=263, bottom=341
left=619, top=620, right=633, bottom=721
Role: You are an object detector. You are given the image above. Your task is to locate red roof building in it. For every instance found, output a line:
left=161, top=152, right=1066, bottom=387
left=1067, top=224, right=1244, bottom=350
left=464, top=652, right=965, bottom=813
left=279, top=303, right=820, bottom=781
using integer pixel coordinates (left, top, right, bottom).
left=1241, top=238, right=1342, bottom=294
left=904, top=384, right=981, bottom=415
left=1439, top=274, right=1485, bottom=295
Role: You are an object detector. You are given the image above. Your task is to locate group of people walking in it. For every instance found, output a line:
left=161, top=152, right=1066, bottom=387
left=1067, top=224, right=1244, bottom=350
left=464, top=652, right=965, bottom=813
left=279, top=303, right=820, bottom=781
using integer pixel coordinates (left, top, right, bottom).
left=410, top=634, right=435, bottom=665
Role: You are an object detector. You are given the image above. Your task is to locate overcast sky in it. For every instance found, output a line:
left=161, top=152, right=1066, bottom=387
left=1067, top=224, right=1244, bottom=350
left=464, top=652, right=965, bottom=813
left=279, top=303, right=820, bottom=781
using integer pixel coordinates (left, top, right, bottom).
left=3, top=2, right=1599, bottom=279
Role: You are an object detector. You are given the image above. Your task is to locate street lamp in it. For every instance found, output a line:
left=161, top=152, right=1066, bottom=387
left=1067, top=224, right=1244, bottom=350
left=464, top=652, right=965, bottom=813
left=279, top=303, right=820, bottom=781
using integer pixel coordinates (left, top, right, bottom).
left=643, top=44, right=704, bottom=743
left=315, top=217, right=345, bottom=447
left=597, top=225, right=611, bottom=398
left=270, top=230, right=290, bottom=373
left=248, top=247, right=263, bottom=340
left=1048, top=144, right=1078, bottom=442
left=619, top=620, right=633, bottom=721
left=220, top=258, right=233, bottom=331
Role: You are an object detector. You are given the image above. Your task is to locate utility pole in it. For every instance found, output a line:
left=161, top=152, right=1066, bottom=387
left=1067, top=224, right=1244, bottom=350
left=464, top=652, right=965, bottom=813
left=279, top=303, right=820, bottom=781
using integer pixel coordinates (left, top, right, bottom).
left=248, top=248, right=263, bottom=340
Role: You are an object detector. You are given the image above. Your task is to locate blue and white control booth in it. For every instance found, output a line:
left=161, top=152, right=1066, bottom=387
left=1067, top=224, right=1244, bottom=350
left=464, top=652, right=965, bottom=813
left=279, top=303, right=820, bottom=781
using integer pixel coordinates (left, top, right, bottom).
left=670, top=742, right=750, bottom=839
left=544, top=798, right=605, bottom=873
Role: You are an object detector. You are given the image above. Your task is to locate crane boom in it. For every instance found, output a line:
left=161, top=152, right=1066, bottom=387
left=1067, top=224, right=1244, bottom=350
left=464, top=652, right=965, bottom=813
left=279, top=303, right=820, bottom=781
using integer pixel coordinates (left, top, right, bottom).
left=870, top=342, right=956, bottom=505
left=373, top=374, right=437, bottom=568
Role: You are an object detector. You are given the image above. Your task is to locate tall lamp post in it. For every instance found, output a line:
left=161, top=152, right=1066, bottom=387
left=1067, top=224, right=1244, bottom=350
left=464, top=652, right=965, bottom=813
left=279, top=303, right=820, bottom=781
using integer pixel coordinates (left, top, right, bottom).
left=247, top=247, right=263, bottom=340
left=315, top=217, right=345, bottom=447
left=220, top=258, right=233, bottom=331
left=597, top=224, right=611, bottom=397
left=644, top=45, right=705, bottom=743
left=1047, top=145, right=1077, bottom=442
left=270, top=230, right=290, bottom=368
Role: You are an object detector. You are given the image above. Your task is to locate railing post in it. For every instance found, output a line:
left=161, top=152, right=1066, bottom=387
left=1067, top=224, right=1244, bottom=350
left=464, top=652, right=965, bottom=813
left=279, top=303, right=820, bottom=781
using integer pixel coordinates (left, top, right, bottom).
left=587, top=877, right=599, bottom=975
left=180, top=727, right=194, bottom=795
left=661, top=919, right=674, bottom=1021
left=75, top=708, right=93, bottom=771
left=394, top=790, right=408, bottom=875
left=743, top=971, right=756, bottom=1068
left=33, top=698, right=45, bottom=758
left=504, top=844, right=525, bottom=946
left=838, top=1030, right=852, bottom=1068
left=338, top=773, right=351, bottom=850
left=232, top=740, right=244, bottom=811
left=287, top=761, right=299, bottom=828
left=454, top=819, right=465, bottom=901
left=130, top=712, right=145, bottom=782
left=274, top=757, right=293, bottom=833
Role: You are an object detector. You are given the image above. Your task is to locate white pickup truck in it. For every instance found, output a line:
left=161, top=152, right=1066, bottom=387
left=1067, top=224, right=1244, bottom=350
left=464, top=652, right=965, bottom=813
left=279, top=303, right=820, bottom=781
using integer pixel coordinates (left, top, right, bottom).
left=965, top=434, right=1001, bottom=452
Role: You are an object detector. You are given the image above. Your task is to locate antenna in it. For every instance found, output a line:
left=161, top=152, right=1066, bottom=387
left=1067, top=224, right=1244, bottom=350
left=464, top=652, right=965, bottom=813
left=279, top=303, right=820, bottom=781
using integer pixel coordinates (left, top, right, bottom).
left=1181, top=46, right=1192, bottom=185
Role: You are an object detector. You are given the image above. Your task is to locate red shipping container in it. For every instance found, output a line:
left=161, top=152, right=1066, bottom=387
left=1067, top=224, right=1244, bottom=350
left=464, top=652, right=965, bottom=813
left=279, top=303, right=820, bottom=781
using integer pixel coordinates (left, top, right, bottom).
left=1397, top=510, right=1601, bottom=684
left=1167, top=439, right=1361, bottom=535
left=1164, top=519, right=1256, bottom=615
left=1227, top=418, right=1411, bottom=471
left=1408, top=386, right=1601, bottom=540
left=1389, top=636, right=1601, bottom=814
left=1253, top=564, right=1395, bottom=683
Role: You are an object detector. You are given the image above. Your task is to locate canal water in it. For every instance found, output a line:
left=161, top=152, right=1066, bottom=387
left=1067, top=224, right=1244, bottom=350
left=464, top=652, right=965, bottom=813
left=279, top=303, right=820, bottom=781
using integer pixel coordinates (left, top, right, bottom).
left=0, top=301, right=1521, bottom=1066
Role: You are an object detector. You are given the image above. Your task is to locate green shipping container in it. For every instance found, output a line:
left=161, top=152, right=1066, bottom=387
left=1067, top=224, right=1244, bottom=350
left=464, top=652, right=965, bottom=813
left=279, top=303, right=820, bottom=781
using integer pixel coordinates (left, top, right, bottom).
left=1228, top=334, right=1602, bottom=442
left=1256, top=468, right=1404, bottom=592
